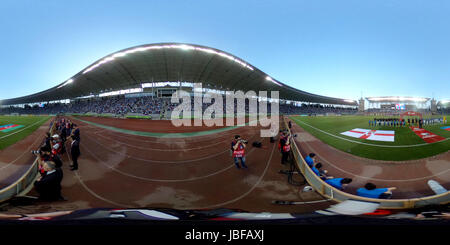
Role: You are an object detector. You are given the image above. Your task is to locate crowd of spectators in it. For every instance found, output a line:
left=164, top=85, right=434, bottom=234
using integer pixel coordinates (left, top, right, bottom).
left=438, top=107, right=450, bottom=114
left=1, top=95, right=360, bottom=116
left=0, top=96, right=165, bottom=115
left=365, top=108, right=437, bottom=116
left=279, top=103, right=358, bottom=115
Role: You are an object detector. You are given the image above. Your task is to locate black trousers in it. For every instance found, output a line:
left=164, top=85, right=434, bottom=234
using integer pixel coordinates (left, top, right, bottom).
left=72, top=154, right=79, bottom=168
left=281, top=151, right=290, bottom=165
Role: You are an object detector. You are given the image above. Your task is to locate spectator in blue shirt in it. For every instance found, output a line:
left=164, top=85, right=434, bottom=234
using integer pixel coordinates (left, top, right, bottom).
left=356, top=183, right=397, bottom=199
left=325, top=178, right=353, bottom=191
left=311, top=162, right=333, bottom=180
left=304, top=153, right=316, bottom=167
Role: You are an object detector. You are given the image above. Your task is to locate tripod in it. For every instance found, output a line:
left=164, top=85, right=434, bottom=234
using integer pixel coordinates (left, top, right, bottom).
left=279, top=152, right=306, bottom=186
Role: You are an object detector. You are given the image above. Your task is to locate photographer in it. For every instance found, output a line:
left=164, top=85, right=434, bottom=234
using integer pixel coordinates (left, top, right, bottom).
left=280, top=132, right=292, bottom=165
left=33, top=147, right=52, bottom=176
left=33, top=146, right=63, bottom=174
left=33, top=161, right=63, bottom=201
left=231, top=135, right=248, bottom=169
left=50, top=134, right=62, bottom=156
left=278, top=130, right=287, bottom=152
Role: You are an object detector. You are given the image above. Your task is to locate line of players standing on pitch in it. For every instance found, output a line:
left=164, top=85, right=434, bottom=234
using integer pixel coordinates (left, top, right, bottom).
left=369, top=117, right=445, bottom=128
left=32, top=117, right=81, bottom=201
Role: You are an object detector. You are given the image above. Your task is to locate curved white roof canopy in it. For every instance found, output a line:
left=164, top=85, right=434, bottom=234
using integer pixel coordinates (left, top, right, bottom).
left=0, top=43, right=358, bottom=106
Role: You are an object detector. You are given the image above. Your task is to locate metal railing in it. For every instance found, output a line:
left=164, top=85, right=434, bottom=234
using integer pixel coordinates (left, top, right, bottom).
left=284, top=116, right=450, bottom=209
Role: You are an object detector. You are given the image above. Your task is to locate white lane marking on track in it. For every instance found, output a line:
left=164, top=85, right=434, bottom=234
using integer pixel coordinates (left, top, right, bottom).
left=63, top=143, right=132, bottom=208
left=0, top=117, right=48, bottom=140
left=73, top=170, right=133, bottom=208
left=292, top=118, right=449, bottom=148
left=74, top=117, right=252, bottom=139
left=65, top=135, right=263, bottom=207
left=73, top=140, right=276, bottom=210
left=102, top=129, right=245, bottom=144
left=81, top=144, right=257, bottom=182
left=298, top=135, right=450, bottom=182
left=85, top=133, right=258, bottom=164
left=190, top=138, right=277, bottom=210
left=93, top=130, right=237, bottom=151
left=77, top=118, right=259, bottom=145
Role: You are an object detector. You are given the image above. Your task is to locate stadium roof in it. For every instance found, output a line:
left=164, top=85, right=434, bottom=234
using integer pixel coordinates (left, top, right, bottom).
left=0, top=43, right=358, bottom=106
left=365, top=96, right=430, bottom=103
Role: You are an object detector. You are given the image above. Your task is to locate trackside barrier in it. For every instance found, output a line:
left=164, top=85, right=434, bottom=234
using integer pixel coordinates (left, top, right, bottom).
left=0, top=118, right=56, bottom=203
left=284, top=116, right=450, bottom=209
left=0, top=158, right=40, bottom=203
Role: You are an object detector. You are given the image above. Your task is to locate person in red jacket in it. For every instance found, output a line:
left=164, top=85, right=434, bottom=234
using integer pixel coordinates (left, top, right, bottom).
left=231, top=135, right=248, bottom=169
left=280, top=133, right=292, bottom=165
left=278, top=130, right=287, bottom=152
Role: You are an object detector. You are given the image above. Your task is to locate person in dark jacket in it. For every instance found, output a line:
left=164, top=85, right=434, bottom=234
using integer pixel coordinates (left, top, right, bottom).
left=33, top=161, right=63, bottom=201
left=43, top=132, right=52, bottom=152
left=70, top=135, right=81, bottom=171
left=71, top=124, right=80, bottom=142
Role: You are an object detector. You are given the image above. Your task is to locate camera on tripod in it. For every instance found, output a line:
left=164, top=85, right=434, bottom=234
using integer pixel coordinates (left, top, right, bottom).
left=240, top=139, right=248, bottom=144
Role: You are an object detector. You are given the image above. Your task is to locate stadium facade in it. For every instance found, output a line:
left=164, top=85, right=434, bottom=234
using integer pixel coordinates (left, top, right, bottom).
left=365, top=96, right=431, bottom=110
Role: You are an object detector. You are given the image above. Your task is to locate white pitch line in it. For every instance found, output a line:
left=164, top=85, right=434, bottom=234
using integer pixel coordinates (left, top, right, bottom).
left=0, top=117, right=49, bottom=140
left=292, top=117, right=449, bottom=148
left=0, top=120, right=50, bottom=171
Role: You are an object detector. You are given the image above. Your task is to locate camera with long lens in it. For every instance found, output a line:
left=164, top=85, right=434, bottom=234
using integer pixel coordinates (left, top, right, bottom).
left=240, top=139, right=248, bottom=144
left=31, top=150, right=41, bottom=155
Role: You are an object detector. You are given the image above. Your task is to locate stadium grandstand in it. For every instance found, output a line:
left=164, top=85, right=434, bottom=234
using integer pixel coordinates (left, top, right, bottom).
left=0, top=43, right=358, bottom=117
left=360, top=96, right=450, bottom=116
left=438, top=99, right=450, bottom=114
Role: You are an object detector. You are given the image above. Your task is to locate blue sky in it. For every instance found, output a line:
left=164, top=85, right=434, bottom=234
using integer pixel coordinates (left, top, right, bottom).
left=0, top=0, right=449, bottom=101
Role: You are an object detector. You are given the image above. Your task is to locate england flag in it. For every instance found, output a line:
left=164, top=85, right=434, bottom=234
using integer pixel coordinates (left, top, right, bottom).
left=340, top=128, right=395, bottom=142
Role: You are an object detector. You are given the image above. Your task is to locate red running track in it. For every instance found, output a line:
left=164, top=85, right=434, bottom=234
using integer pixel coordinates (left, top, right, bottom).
left=2, top=116, right=330, bottom=215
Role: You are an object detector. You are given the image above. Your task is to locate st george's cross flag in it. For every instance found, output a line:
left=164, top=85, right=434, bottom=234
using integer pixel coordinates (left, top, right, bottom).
left=340, top=128, right=395, bottom=142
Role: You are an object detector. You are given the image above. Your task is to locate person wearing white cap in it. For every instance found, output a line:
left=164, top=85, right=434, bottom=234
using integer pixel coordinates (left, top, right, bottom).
left=51, top=134, right=61, bottom=155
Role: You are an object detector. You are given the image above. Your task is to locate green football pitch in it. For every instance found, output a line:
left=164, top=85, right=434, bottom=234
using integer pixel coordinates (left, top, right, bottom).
left=0, top=115, right=51, bottom=150
left=290, top=115, right=450, bottom=161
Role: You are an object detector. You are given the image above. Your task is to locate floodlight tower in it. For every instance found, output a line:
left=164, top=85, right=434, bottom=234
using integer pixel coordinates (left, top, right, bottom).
left=431, top=98, right=437, bottom=113
left=358, top=98, right=365, bottom=112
